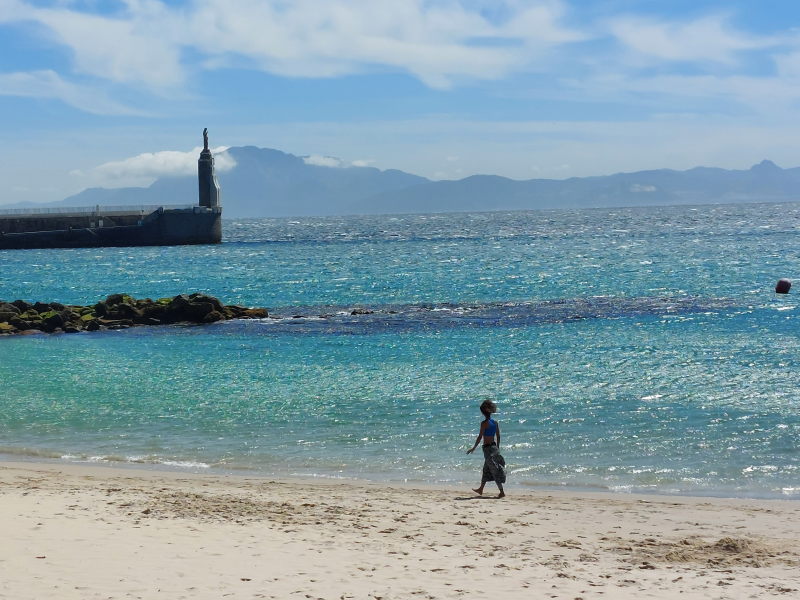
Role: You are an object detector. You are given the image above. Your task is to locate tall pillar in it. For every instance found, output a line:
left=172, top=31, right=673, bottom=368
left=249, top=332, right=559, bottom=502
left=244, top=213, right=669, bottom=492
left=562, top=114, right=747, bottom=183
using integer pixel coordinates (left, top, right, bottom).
left=198, top=127, right=221, bottom=209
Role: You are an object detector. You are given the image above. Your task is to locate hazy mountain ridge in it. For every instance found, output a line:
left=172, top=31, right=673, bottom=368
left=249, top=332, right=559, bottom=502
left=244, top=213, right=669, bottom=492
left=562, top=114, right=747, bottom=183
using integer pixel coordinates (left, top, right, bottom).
left=6, top=149, right=800, bottom=217
left=362, top=159, right=800, bottom=214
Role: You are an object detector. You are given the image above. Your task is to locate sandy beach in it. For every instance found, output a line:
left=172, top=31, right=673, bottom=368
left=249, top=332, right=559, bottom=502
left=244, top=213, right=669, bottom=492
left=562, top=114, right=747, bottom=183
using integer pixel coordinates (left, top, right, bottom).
left=1, top=461, right=799, bottom=600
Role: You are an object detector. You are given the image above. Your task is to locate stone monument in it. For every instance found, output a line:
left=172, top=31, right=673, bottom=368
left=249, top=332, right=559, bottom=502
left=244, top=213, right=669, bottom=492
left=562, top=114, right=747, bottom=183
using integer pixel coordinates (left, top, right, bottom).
left=198, top=127, right=221, bottom=209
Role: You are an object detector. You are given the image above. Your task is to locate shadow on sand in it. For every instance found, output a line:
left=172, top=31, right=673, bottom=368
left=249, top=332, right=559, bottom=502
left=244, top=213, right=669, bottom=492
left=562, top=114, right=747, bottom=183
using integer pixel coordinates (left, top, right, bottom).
left=454, top=495, right=504, bottom=501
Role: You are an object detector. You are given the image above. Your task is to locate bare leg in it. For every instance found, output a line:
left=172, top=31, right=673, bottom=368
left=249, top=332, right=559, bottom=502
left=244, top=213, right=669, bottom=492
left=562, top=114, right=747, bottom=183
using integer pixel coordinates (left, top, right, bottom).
left=473, top=476, right=488, bottom=495
left=496, top=483, right=505, bottom=498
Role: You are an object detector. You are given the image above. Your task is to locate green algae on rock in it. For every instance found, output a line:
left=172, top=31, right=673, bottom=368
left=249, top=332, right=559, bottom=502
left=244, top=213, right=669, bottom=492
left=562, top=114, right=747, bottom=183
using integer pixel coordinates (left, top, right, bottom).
left=0, top=293, right=268, bottom=336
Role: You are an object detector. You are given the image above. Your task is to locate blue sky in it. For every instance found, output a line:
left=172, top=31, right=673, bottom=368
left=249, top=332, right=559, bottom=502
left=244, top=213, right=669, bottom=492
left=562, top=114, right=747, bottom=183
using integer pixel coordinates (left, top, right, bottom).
left=2, top=0, right=800, bottom=204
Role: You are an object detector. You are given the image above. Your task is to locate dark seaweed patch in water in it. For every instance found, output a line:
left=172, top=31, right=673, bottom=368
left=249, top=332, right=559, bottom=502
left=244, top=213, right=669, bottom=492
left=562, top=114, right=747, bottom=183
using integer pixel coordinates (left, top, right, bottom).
left=227, top=295, right=738, bottom=336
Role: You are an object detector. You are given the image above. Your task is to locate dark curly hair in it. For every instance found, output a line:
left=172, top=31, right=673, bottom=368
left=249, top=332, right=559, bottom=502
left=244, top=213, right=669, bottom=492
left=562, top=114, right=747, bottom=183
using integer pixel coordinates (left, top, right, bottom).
left=480, top=399, right=497, bottom=418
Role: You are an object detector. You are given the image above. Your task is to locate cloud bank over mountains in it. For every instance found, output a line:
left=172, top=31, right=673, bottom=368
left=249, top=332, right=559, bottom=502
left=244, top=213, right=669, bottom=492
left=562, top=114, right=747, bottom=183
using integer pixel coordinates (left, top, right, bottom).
left=72, top=147, right=236, bottom=189
left=24, top=147, right=800, bottom=219
left=69, top=147, right=379, bottom=190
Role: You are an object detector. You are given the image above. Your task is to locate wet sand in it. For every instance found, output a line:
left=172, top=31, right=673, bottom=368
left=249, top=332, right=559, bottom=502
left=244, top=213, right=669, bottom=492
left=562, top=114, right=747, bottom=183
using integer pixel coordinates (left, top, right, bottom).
left=1, top=460, right=799, bottom=599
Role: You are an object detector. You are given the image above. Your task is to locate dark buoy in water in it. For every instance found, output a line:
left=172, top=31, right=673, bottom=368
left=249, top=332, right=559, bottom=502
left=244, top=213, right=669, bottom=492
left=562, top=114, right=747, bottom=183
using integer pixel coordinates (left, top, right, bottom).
left=775, top=278, right=792, bottom=294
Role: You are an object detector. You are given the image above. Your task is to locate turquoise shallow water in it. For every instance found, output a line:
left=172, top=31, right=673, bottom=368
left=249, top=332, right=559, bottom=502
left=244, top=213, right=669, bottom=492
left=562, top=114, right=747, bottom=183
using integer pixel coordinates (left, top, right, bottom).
left=1, top=203, right=799, bottom=497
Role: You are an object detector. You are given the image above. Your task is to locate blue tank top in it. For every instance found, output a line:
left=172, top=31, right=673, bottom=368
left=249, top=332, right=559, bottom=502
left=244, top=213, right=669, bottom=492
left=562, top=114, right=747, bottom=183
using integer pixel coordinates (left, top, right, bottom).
left=484, top=418, right=497, bottom=437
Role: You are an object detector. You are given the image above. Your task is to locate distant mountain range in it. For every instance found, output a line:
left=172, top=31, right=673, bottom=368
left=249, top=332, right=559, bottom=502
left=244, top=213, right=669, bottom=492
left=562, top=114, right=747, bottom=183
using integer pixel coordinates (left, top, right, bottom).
left=8, top=146, right=800, bottom=218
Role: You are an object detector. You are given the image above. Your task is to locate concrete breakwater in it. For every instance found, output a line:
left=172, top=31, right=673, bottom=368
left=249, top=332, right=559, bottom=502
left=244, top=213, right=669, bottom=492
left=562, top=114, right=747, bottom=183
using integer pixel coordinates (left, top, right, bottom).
left=0, top=206, right=222, bottom=250
left=1, top=130, right=223, bottom=250
left=0, top=293, right=267, bottom=336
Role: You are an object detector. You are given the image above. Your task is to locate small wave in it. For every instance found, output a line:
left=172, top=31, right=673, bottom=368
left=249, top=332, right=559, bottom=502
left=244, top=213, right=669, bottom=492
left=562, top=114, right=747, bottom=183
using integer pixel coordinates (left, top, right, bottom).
left=290, top=472, right=351, bottom=480
left=0, top=446, right=64, bottom=459
left=1, top=448, right=212, bottom=472
left=156, top=459, right=211, bottom=469
left=742, top=465, right=779, bottom=474
left=517, top=479, right=612, bottom=491
left=60, top=453, right=212, bottom=470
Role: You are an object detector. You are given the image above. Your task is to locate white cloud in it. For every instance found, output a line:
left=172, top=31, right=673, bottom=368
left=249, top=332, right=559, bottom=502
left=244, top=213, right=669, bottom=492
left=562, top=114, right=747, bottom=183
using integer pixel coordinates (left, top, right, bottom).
left=180, top=0, right=585, bottom=89
left=597, top=72, right=800, bottom=114
left=1, top=1, right=184, bottom=90
left=0, top=70, right=144, bottom=115
left=0, top=0, right=28, bottom=20
left=773, top=50, right=800, bottom=78
left=303, top=155, right=376, bottom=168
left=608, top=14, right=775, bottom=65
left=78, top=146, right=236, bottom=187
left=3, top=0, right=793, bottom=115
left=630, top=184, right=656, bottom=193
left=302, top=155, right=344, bottom=168
left=0, top=0, right=583, bottom=92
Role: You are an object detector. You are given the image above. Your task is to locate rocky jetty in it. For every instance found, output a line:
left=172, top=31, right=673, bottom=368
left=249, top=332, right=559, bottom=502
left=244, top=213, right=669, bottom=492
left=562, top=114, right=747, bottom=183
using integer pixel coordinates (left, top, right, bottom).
left=0, top=293, right=267, bottom=336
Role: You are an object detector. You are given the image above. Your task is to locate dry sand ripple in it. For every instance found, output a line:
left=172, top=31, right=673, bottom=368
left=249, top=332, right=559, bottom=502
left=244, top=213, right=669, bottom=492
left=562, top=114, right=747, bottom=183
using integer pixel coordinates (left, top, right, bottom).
left=2, top=461, right=799, bottom=599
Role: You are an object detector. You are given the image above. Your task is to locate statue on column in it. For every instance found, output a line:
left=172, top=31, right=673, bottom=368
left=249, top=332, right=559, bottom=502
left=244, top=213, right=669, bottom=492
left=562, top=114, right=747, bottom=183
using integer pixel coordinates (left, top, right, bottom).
left=198, top=127, right=220, bottom=209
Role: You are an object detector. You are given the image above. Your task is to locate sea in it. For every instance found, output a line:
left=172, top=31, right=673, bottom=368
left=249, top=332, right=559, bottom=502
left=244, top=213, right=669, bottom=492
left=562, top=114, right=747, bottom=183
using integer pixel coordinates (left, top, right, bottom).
left=1, top=202, right=799, bottom=499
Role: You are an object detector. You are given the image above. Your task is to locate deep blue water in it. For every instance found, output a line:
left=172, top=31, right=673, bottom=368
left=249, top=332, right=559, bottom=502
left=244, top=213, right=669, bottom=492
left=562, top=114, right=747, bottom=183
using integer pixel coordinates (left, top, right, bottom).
left=1, top=203, right=799, bottom=498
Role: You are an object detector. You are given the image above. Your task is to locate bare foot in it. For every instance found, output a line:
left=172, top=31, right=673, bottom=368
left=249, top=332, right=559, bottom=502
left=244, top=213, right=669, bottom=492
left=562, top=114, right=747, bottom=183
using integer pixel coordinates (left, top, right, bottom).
left=497, top=492, right=506, bottom=498
left=472, top=488, right=483, bottom=495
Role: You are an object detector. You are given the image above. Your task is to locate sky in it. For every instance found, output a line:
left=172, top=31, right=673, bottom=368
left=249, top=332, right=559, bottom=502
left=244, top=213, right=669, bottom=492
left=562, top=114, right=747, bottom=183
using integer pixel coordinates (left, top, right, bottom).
left=2, top=0, right=800, bottom=205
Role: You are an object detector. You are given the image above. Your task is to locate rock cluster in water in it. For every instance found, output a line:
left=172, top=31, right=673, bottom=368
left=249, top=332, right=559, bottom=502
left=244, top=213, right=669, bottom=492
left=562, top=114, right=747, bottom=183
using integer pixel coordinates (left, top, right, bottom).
left=0, top=293, right=268, bottom=336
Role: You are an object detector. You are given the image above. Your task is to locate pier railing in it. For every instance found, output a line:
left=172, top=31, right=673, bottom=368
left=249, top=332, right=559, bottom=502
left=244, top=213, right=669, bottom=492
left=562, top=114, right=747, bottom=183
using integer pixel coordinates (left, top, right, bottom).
left=0, top=204, right=196, bottom=218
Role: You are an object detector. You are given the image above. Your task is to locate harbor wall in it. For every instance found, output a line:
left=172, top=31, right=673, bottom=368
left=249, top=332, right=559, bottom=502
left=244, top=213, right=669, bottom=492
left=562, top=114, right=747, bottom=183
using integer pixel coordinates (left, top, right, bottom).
left=0, top=207, right=221, bottom=250
left=0, top=212, right=143, bottom=234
